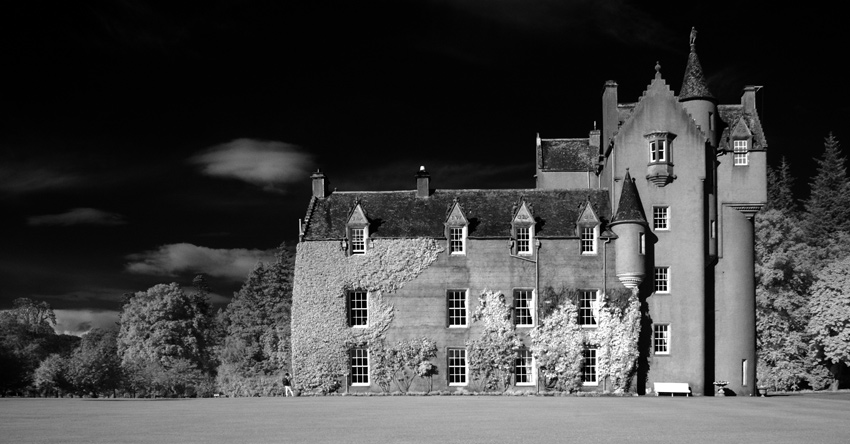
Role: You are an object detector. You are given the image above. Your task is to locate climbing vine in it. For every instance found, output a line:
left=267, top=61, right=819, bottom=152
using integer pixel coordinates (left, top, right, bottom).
left=466, top=290, right=523, bottom=391
left=291, top=238, right=443, bottom=393
left=531, top=286, right=640, bottom=393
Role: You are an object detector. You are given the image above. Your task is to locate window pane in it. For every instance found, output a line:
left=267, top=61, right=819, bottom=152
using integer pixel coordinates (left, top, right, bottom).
left=653, top=324, right=669, bottom=354
left=351, top=349, right=369, bottom=385
left=581, top=227, right=596, bottom=253
left=448, top=349, right=467, bottom=385
left=351, top=228, right=365, bottom=254
left=582, top=348, right=597, bottom=384
left=447, top=290, right=467, bottom=327
left=734, top=140, right=748, bottom=166
left=515, top=349, right=533, bottom=385
left=449, top=227, right=464, bottom=254
left=514, top=290, right=533, bottom=326
left=517, top=227, right=531, bottom=254
left=349, top=291, right=368, bottom=326
left=579, top=290, right=597, bottom=326
left=653, top=207, right=669, bottom=230
left=654, top=267, right=669, bottom=293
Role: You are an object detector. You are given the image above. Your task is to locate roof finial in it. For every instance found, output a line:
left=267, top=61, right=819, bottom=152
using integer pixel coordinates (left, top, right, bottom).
left=655, top=61, right=661, bottom=78
left=689, top=27, right=697, bottom=51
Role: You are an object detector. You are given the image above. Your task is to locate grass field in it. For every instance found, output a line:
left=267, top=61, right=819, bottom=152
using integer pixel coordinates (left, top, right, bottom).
left=2, top=393, right=850, bottom=443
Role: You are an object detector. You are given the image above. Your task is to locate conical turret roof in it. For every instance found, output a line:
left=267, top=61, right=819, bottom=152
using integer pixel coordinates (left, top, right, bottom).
left=679, top=27, right=715, bottom=103
left=611, top=169, right=647, bottom=226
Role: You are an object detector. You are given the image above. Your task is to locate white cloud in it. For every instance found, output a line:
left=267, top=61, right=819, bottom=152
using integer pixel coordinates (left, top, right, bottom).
left=27, top=208, right=127, bottom=226
left=53, top=309, right=120, bottom=336
left=125, top=243, right=275, bottom=281
left=191, top=139, right=313, bottom=191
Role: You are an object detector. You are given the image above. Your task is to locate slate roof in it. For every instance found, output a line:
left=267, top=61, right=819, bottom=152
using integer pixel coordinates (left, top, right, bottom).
left=610, top=170, right=647, bottom=226
left=539, top=138, right=597, bottom=172
left=717, top=105, right=768, bottom=151
left=679, top=49, right=715, bottom=102
left=302, top=189, right=611, bottom=240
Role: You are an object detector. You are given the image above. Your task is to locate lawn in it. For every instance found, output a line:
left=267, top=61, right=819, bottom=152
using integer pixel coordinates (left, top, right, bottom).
left=2, top=393, right=849, bottom=443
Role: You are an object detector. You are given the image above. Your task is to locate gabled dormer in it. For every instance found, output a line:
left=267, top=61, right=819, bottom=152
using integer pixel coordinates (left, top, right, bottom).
left=729, top=118, right=753, bottom=166
left=445, top=200, right=468, bottom=255
left=511, top=199, right=535, bottom=255
left=576, top=200, right=601, bottom=255
left=345, top=202, right=370, bottom=255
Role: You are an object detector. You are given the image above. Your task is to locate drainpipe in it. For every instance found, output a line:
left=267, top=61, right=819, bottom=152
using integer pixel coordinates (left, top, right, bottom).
left=602, top=236, right=612, bottom=393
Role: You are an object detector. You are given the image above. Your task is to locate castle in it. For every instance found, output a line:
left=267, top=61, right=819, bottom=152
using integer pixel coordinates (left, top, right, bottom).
left=292, top=30, right=766, bottom=396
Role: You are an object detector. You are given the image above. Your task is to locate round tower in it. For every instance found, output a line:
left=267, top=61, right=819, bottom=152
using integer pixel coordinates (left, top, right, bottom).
left=679, top=27, right=718, bottom=148
left=609, top=170, right=647, bottom=288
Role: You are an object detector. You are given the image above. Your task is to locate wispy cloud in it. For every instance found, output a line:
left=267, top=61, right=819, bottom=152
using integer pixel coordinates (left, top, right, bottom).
left=125, top=243, right=274, bottom=281
left=0, top=164, right=82, bottom=196
left=53, top=309, right=120, bottom=336
left=190, top=139, right=313, bottom=191
left=27, top=208, right=127, bottom=226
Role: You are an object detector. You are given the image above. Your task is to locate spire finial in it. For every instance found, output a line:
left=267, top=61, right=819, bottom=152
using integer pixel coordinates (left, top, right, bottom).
left=655, top=61, right=661, bottom=78
left=689, top=27, right=697, bottom=51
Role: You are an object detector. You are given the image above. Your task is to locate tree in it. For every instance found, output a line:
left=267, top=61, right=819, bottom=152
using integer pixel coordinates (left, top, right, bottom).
left=804, top=133, right=850, bottom=245
left=118, top=281, right=214, bottom=397
left=33, top=354, right=71, bottom=397
left=66, top=328, right=123, bottom=397
left=216, top=244, right=294, bottom=396
left=765, top=156, right=797, bottom=213
left=6, top=298, right=57, bottom=335
left=466, top=290, right=522, bottom=391
left=807, top=256, right=850, bottom=390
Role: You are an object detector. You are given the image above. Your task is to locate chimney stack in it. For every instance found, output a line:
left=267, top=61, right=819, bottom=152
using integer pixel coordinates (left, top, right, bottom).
left=311, top=170, right=328, bottom=198
left=416, top=166, right=430, bottom=198
left=602, top=81, right=619, bottom=149
left=742, top=86, right=758, bottom=114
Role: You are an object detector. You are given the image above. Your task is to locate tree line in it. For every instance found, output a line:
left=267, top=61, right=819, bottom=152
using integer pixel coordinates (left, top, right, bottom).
left=0, top=245, right=294, bottom=398
left=757, top=133, right=850, bottom=391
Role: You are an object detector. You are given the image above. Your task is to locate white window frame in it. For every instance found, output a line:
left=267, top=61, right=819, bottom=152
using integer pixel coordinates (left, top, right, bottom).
left=448, top=226, right=467, bottom=255
left=653, top=206, right=669, bottom=231
left=733, top=140, right=749, bottom=166
left=582, top=347, right=598, bottom=386
left=654, top=267, right=670, bottom=294
left=447, top=289, right=468, bottom=328
left=515, top=349, right=535, bottom=386
left=513, top=289, right=534, bottom=327
left=447, top=348, right=468, bottom=386
left=580, top=226, right=598, bottom=255
left=579, top=290, right=598, bottom=328
left=516, top=226, right=533, bottom=255
left=350, top=227, right=367, bottom=255
left=649, top=139, right=668, bottom=163
left=350, top=348, right=370, bottom=386
left=348, top=290, right=368, bottom=328
left=653, top=324, right=670, bottom=355
left=639, top=232, right=646, bottom=255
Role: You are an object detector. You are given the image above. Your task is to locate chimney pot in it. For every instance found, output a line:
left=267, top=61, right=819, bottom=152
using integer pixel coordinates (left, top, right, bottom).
left=416, top=166, right=430, bottom=198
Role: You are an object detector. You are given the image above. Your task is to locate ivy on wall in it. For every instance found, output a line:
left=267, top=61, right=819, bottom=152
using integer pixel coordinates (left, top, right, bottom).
left=291, top=239, right=443, bottom=393
left=531, top=286, right=640, bottom=393
left=466, top=290, right=523, bottom=391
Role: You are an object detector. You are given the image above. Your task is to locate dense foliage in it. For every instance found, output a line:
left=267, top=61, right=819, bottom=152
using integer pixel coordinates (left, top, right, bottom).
left=466, top=290, right=523, bottom=391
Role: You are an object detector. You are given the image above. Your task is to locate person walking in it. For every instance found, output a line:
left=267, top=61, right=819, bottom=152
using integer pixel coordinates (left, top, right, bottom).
left=283, top=372, right=294, bottom=397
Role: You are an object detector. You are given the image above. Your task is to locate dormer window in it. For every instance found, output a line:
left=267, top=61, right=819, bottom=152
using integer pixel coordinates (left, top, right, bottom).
left=346, top=203, right=370, bottom=256
left=445, top=200, right=468, bottom=256
left=511, top=200, right=535, bottom=256
left=576, top=200, right=601, bottom=256
left=733, top=140, right=749, bottom=166
left=580, top=226, right=598, bottom=254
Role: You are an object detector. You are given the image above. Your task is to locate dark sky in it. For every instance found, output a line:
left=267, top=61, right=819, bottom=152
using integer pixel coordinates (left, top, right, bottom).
left=1, top=1, right=845, bottom=334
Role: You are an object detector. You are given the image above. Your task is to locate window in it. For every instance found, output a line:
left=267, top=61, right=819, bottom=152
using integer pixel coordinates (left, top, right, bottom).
left=639, top=232, right=646, bottom=255
left=350, top=348, right=369, bottom=385
left=447, top=348, right=467, bottom=386
left=649, top=139, right=668, bottom=163
left=582, top=348, right=597, bottom=385
left=348, top=290, right=368, bottom=327
left=516, top=227, right=532, bottom=255
left=449, top=226, right=466, bottom=255
left=711, top=221, right=717, bottom=239
left=513, top=289, right=534, bottom=327
left=515, top=349, right=534, bottom=386
left=581, top=226, right=597, bottom=254
left=653, top=207, right=669, bottom=230
left=653, top=324, right=670, bottom=355
left=742, top=359, right=748, bottom=386
left=654, top=267, right=670, bottom=294
left=733, top=140, right=748, bottom=166
left=447, top=290, right=467, bottom=327
left=579, top=290, right=597, bottom=327
left=351, top=228, right=366, bottom=254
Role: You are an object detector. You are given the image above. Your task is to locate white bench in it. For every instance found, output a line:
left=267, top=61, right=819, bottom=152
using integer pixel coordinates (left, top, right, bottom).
left=653, top=382, right=690, bottom=397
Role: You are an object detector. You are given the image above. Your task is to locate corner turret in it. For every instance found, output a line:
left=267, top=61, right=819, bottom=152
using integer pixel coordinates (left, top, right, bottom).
left=679, top=27, right=718, bottom=147
left=609, top=169, right=647, bottom=288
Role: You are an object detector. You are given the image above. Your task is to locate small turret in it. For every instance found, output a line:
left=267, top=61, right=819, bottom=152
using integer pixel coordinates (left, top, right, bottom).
left=609, top=170, right=647, bottom=288
left=679, top=27, right=718, bottom=147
